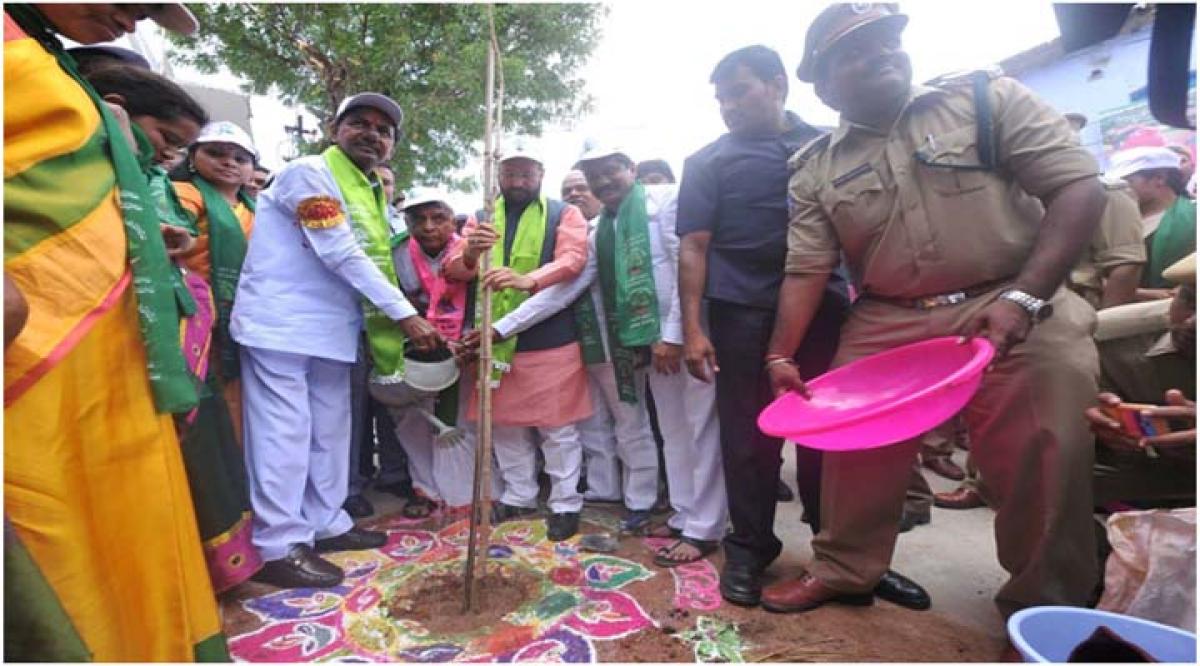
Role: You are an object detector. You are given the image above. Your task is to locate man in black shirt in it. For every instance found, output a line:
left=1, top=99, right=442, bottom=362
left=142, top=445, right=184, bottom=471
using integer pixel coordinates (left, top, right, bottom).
left=677, top=44, right=927, bottom=611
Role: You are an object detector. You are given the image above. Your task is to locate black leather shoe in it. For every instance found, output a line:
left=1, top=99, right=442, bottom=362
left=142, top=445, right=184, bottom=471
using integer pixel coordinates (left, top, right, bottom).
left=314, top=527, right=387, bottom=553
left=342, top=494, right=374, bottom=519
left=719, top=561, right=762, bottom=607
left=898, top=509, right=931, bottom=533
left=375, top=481, right=414, bottom=499
left=252, top=544, right=344, bottom=588
left=546, top=512, right=580, bottom=541
left=492, top=502, right=538, bottom=523
left=873, top=569, right=931, bottom=610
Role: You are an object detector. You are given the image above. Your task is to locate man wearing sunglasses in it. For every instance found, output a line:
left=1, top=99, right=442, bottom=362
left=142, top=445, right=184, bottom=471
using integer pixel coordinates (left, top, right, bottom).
left=761, top=3, right=1106, bottom=620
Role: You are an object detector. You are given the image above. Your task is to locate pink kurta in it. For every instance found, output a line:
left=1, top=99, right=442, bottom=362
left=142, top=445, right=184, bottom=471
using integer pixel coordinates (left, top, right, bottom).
left=448, top=200, right=591, bottom=428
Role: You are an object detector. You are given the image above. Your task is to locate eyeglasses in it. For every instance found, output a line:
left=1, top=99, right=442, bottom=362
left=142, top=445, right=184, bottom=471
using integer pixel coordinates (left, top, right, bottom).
left=158, top=128, right=191, bottom=157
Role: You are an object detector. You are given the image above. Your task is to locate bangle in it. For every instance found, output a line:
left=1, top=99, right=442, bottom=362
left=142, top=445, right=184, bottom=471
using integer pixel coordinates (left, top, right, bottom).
left=764, top=356, right=795, bottom=370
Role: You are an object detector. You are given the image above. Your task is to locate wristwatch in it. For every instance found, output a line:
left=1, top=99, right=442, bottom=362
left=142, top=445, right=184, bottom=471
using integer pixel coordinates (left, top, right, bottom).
left=999, top=289, right=1053, bottom=322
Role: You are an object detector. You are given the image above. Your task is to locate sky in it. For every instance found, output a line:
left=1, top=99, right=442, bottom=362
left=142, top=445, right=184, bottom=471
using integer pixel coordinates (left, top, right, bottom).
left=123, top=0, right=1064, bottom=212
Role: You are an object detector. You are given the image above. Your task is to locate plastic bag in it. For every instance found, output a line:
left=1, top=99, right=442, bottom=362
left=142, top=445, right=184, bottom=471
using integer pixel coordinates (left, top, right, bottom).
left=1097, top=508, right=1196, bottom=632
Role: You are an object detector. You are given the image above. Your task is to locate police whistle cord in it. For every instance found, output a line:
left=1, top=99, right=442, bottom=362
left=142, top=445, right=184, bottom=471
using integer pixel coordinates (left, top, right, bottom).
left=464, top=2, right=504, bottom=615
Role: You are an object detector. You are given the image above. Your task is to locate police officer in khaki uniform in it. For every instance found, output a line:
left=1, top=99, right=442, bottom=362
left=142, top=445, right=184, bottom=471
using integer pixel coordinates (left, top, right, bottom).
left=1068, top=180, right=1144, bottom=309
left=760, top=4, right=1106, bottom=617
left=1063, top=112, right=1146, bottom=309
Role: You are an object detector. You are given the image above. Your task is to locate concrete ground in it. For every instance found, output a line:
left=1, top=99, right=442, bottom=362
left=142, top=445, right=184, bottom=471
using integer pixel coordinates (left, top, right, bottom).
left=772, top=445, right=1008, bottom=641
left=358, top=445, right=1009, bottom=642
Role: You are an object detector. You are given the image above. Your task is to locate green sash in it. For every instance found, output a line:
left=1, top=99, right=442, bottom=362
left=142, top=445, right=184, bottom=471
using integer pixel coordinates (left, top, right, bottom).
left=322, top=146, right=407, bottom=382
left=131, top=124, right=197, bottom=324
left=15, top=8, right=199, bottom=413
left=1147, top=196, right=1197, bottom=288
left=477, top=196, right=548, bottom=386
left=191, top=175, right=253, bottom=379
left=579, top=183, right=660, bottom=403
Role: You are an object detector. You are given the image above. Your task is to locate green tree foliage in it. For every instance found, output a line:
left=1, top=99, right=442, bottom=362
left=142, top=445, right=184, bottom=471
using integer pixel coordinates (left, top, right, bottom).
left=169, top=3, right=604, bottom=188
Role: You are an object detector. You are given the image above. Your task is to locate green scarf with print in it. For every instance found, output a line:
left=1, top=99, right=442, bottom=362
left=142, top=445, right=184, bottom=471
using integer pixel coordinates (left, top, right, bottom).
left=575, top=182, right=659, bottom=403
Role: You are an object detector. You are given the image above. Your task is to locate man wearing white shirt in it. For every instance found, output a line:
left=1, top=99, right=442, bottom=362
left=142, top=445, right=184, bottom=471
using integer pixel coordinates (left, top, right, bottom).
left=231, top=92, right=441, bottom=588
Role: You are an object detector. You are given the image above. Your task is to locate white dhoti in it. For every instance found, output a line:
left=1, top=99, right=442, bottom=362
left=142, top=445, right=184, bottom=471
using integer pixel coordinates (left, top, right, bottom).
left=241, top=345, right=355, bottom=561
left=579, top=364, right=659, bottom=510
left=386, top=390, right=475, bottom=508
left=649, top=368, right=727, bottom=542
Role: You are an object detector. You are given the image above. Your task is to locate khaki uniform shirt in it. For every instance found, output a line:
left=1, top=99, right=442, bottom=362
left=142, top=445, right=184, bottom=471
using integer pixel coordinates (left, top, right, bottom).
left=786, top=75, right=1099, bottom=298
left=1069, top=183, right=1146, bottom=308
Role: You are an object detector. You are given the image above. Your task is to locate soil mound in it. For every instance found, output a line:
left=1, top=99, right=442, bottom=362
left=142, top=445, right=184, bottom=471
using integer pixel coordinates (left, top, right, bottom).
left=384, top=564, right=543, bottom=636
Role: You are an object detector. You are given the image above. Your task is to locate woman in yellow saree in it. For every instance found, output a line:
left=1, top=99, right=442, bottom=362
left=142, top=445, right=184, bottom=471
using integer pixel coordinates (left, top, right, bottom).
left=4, top=4, right=226, bottom=661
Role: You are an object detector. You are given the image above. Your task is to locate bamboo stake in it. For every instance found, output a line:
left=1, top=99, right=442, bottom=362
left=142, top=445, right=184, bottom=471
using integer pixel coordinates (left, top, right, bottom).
left=463, top=3, right=503, bottom=614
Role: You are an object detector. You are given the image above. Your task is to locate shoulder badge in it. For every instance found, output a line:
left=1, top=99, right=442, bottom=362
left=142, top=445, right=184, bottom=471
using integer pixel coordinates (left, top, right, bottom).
left=1100, top=176, right=1132, bottom=192
left=788, top=133, right=832, bottom=172
left=297, top=195, right=345, bottom=229
left=925, top=65, right=1003, bottom=88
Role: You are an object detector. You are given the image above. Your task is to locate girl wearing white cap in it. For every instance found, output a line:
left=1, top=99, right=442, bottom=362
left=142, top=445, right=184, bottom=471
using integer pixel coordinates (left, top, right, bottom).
left=174, top=121, right=259, bottom=443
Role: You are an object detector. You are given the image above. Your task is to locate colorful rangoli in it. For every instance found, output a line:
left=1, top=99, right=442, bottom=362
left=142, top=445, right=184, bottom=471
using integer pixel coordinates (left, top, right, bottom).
left=227, top=518, right=661, bottom=662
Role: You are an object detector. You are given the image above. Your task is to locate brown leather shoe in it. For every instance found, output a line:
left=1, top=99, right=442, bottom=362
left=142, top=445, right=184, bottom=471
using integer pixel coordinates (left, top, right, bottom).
left=760, top=573, right=873, bottom=613
left=934, top=486, right=986, bottom=510
left=252, top=544, right=344, bottom=588
left=922, top=456, right=966, bottom=481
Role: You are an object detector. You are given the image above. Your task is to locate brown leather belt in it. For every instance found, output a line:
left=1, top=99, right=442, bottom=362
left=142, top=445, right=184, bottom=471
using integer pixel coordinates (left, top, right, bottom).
left=865, top=276, right=1014, bottom=310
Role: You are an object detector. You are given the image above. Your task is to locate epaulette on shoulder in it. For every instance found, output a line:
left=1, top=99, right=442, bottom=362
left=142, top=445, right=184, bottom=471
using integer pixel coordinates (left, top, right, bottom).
left=788, top=133, right=832, bottom=172
left=1100, top=176, right=1131, bottom=192
left=924, top=65, right=1003, bottom=89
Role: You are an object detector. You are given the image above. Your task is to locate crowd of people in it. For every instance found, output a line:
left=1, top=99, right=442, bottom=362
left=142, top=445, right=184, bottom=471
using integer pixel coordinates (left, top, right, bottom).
left=4, top=2, right=1195, bottom=661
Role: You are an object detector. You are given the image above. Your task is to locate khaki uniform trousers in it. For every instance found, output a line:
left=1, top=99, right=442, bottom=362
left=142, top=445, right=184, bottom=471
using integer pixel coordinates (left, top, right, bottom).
left=807, top=286, right=1100, bottom=617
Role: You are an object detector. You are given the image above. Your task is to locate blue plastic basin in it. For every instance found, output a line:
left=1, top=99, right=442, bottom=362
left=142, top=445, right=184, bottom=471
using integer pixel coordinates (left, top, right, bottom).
left=1008, top=606, right=1196, bottom=663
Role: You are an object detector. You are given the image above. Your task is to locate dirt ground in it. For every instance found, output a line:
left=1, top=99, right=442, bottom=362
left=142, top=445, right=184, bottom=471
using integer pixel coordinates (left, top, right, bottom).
left=220, top=504, right=1009, bottom=662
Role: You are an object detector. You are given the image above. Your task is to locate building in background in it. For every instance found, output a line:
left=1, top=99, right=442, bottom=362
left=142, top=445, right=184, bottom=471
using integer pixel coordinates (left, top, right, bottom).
left=998, top=6, right=1196, bottom=169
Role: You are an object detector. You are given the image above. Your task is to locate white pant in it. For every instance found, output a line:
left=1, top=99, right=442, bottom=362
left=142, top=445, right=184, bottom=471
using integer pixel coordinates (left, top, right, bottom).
left=649, top=368, right=727, bottom=542
left=386, top=393, right=475, bottom=507
left=576, top=365, right=659, bottom=510
left=241, top=346, right=355, bottom=561
left=485, top=423, right=584, bottom=514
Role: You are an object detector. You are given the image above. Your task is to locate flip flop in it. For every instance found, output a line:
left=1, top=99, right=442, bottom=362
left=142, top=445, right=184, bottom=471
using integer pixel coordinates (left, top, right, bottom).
left=653, top=536, right=719, bottom=568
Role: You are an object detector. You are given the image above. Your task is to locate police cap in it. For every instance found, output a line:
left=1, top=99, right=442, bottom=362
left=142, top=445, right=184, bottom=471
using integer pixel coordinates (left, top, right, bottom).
left=796, top=3, right=908, bottom=83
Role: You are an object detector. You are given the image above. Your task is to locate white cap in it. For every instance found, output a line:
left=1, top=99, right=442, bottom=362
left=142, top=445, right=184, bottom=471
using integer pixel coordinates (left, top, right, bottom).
left=335, top=92, right=404, bottom=128
left=499, top=142, right=542, bottom=166
left=402, top=188, right=453, bottom=212
left=148, top=5, right=198, bottom=35
left=577, top=143, right=633, bottom=165
left=195, top=121, right=257, bottom=160
left=1107, top=146, right=1182, bottom=180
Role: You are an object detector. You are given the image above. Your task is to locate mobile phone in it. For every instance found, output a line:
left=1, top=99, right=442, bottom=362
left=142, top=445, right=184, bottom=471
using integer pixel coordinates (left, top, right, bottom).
left=1101, top=403, right=1173, bottom=438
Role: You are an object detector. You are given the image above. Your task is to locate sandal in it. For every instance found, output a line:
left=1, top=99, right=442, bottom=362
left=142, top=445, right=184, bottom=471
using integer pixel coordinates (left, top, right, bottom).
left=653, top=536, right=719, bottom=568
left=644, top=523, right=683, bottom=539
left=401, top=494, right=439, bottom=519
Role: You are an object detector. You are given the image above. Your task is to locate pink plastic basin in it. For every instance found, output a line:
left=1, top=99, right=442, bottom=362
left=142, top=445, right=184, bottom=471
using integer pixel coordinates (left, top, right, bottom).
left=757, top=336, right=995, bottom=451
